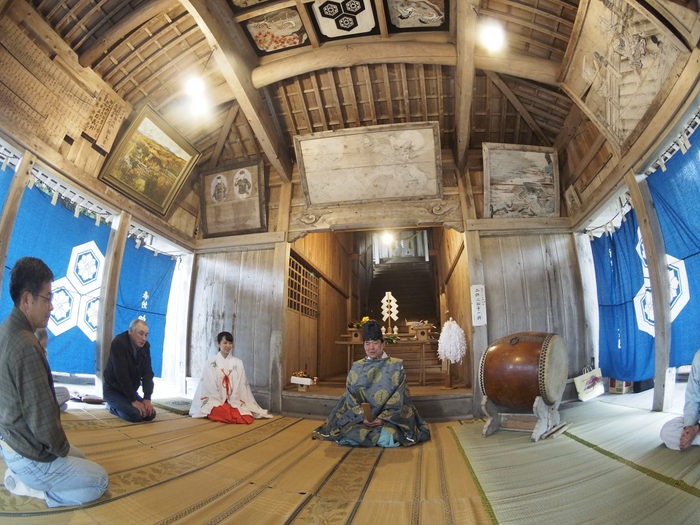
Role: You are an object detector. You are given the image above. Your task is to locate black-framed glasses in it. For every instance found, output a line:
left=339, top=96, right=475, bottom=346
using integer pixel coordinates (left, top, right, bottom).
left=35, top=293, right=53, bottom=303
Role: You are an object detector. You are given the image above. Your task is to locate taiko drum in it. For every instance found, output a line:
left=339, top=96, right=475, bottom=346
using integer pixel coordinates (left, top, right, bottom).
left=478, top=332, right=568, bottom=411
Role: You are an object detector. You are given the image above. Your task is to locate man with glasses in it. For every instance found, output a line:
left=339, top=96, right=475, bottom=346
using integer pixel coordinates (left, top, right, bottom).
left=312, top=319, right=431, bottom=447
left=0, top=257, right=108, bottom=506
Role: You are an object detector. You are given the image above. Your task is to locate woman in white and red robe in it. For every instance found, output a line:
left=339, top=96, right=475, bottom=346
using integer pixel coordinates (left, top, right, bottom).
left=189, top=331, right=271, bottom=423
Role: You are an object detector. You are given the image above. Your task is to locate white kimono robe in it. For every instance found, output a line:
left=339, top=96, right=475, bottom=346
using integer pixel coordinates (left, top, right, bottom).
left=189, top=352, right=271, bottom=419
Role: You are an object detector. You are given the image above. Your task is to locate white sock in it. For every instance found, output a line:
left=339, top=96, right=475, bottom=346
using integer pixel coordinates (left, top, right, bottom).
left=4, top=469, right=45, bottom=499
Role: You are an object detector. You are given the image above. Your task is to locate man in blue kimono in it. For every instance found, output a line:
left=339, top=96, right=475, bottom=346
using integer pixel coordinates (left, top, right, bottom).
left=313, top=319, right=430, bottom=447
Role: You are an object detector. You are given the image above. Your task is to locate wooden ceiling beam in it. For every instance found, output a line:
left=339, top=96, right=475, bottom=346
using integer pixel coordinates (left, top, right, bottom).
left=485, top=71, right=550, bottom=146
left=251, top=42, right=561, bottom=88
left=182, top=0, right=292, bottom=182
left=455, top=0, right=478, bottom=171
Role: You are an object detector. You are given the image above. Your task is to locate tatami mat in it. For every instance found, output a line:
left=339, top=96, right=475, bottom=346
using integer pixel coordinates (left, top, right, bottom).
left=1, top=406, right=491, bottom=524
left=452, top=400, right=700, bottom=525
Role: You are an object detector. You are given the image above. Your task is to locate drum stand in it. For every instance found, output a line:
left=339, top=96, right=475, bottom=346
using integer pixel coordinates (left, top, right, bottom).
left=481, top=396, right=570, bottom=442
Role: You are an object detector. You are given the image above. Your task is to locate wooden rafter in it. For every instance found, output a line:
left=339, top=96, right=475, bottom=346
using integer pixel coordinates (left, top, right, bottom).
left=78, top=0, right=173, bottom=68
left=485, top=71, right=550, bottom=146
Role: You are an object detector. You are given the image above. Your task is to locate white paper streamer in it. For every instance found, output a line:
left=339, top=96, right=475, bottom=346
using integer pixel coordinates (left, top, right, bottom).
left=437, top=318, right=467, bottom=364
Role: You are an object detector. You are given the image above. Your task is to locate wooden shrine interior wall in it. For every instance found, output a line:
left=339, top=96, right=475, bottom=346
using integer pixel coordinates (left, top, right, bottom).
left=480, top=233, right=590, bottom=378
left=433, top=226, right=470, bottom=388
left=188, top=248, right=278, bottom=404
left=0, top=10, right=197, bottom=245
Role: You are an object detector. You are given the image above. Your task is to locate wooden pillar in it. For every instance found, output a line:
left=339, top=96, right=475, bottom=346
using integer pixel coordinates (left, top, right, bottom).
left=267, top=239, right=290, bottom=413
left=0, top=151, right=34, bottom=298
left=625, top=171, right=671, bottom=412
left=96, top=210, right=130, bottom=387
left=457, top=163, right=487, bottom=416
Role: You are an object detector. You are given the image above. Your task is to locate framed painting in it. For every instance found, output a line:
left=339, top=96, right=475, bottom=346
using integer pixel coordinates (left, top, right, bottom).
left=294, top=122, right=442, bottom=206
left=98, top=106, right=200, bottom=217
left=199, top=159, right=267, bottom=237
left=483, top=143, right=559, bottom=218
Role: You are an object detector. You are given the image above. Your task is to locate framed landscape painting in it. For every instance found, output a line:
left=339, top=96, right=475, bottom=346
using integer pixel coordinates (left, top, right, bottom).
left=98, top=106, right=200, bottom=217
left=199, top=159, right=267, bottom=237
left=483, top=143, right=559, bottom=218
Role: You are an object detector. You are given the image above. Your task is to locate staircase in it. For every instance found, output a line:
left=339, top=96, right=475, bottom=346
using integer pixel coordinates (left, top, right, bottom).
left=366, top=258, right=438, bottom=326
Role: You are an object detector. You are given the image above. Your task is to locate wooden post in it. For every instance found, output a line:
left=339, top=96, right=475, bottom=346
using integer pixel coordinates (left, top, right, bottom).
left=625, top=171, right=671, bottom=412
left=96, top=210, right=130, bottom=388
left=0, top=151, right=34, bottom=299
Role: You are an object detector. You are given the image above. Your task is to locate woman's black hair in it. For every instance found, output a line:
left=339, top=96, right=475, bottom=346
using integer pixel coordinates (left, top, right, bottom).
left=217, top=331, right=233, bottom=343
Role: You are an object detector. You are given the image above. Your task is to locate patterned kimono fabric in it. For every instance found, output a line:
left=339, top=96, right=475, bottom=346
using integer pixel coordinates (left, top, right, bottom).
left=190, top=352, right=270, bottom=424
left=313, top=356, right=431, bottom=447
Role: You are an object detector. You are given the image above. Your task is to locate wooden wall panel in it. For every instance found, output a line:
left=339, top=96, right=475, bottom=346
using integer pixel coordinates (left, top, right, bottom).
left=282, top=309, right=317, bottom=379
left=480, top=233, right=588, bottom=377
left=318, top=279, right=348, bottom=379
left=288, top=231, right=356, bottom=380
left=432, top=226, right=470, bottom=387
left=292, top=231, right=352, bottom=294
left=189, top=248, right=277, bottom=393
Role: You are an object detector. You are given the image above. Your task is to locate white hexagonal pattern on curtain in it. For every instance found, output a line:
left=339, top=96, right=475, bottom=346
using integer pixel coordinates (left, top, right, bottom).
left=48, top=241, right=104, bottom=340
left=633, top=228, right=689, bottom=336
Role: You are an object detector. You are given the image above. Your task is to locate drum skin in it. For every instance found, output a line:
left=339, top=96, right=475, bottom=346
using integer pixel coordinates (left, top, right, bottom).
left=479, top=332, right=568, bottom=411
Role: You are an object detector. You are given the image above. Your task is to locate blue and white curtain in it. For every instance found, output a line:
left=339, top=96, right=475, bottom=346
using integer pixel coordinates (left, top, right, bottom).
left=591, top=210, right=655, bottom=381
left=1, top=183, right=110, bottom=373
left=1, top=173, right=176, bottom=377
left=114, top=240, right=175, bottom=377
left=0, top=162, right=13, bottom=202
left=646, top=129, right=700, bottom=367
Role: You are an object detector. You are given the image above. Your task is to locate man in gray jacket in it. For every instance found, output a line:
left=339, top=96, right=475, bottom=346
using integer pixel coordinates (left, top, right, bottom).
left=0, top=257, right=107, bottom=507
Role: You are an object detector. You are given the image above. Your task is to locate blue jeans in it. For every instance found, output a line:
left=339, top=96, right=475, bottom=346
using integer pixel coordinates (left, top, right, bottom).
left=104, top=389, right=155, bottom=422
left=2, top=445, right=108, bottom=507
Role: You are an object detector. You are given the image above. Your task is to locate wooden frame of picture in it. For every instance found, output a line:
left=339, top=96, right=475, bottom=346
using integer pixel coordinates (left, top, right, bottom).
left=98, top=106, right=200, bottom=217
left=199, top=159, right=267, bottom=237
left=482, top=143, right=559, bottom=218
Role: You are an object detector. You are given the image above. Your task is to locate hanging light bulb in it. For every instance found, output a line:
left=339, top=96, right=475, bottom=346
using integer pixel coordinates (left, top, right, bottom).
left=184, top=76, right=205, bottom=98
left=478, top=19, right=506, bottom=53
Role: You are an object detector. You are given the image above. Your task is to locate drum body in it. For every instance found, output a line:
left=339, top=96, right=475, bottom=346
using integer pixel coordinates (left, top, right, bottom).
left=479, top=332, right=568, bottom=411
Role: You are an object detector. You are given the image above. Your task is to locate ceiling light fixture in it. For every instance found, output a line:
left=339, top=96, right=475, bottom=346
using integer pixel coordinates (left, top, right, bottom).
left=477, top=19, right=506, bottom=53
left=184, top=46, right=216, bottom=116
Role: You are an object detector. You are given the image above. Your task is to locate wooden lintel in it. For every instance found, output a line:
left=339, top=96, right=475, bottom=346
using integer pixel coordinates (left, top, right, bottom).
left=467, top=217, right=573, bottom=233
left=194, top=231, right=287, bottom=253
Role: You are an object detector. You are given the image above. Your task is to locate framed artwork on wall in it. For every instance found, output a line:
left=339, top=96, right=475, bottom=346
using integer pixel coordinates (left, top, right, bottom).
left=294, top=122, right=442, bottom=206
left=199, top=159, right=267, bottom=237
left=98, top=106, right=200, bottom=217
left=483, top=143, right=559, bottom=218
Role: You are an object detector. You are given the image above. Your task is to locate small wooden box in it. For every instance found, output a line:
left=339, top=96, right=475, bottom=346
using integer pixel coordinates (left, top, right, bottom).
left=411, top=325, right=431, bottom=341
left=609, top=378, right=632, bottom=394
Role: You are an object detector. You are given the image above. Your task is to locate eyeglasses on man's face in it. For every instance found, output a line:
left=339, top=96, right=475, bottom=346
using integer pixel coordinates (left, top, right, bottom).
left=35, top=293, right=53, bottom=303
